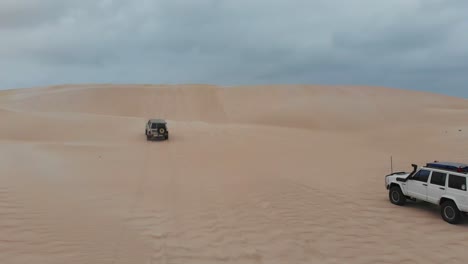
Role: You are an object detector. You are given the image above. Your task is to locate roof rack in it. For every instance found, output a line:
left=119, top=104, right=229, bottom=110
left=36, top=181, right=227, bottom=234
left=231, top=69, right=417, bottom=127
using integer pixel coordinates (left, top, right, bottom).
left=425, top=161, right=468, bottom=174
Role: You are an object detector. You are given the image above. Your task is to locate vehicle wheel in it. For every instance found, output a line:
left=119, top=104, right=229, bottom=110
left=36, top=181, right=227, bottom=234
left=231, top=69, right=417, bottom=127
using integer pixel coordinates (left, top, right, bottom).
left=441, top=201, right=462, bottom=224
left=389, top=186, right=406, bottom=206
left=165, top=135, right=169, bottom=140
left=146, top=135, right=151, bottom=141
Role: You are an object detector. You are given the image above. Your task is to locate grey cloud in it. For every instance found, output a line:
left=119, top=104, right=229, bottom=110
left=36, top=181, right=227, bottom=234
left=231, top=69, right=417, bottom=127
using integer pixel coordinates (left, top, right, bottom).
left=0, top=0, right=467, bottom=97
left=0, top=0, right=66, bottom=28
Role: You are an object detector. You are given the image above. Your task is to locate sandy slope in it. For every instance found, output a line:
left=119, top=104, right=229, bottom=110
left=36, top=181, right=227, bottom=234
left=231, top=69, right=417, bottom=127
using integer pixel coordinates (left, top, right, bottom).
left=1, top=84, right=468, bottom=264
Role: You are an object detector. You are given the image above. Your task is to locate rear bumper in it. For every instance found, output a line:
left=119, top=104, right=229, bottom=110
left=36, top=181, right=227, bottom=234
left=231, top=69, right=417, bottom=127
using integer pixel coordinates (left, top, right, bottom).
left=149, top=133, right=168, bottom=138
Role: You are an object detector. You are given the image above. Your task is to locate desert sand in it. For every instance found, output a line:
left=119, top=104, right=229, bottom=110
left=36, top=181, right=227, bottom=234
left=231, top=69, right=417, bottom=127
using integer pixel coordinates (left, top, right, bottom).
left=1, top=84, right=467, bottom=264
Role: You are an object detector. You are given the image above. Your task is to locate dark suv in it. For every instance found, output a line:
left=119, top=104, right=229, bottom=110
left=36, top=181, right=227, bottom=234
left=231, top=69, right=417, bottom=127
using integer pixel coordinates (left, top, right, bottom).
left=145, top=119, right=169, bottom=140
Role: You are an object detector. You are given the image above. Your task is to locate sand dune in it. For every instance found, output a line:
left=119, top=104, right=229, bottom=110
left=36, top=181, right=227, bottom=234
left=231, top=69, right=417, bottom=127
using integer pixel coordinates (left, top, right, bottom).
left=1, top=84, right=468, bottom=264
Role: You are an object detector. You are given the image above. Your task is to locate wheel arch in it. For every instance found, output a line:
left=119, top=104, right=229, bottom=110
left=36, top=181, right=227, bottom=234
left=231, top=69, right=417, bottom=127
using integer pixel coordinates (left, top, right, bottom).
left=389, top=182, right=403, bottom=191
left=439, top=196, right=459, bottom=208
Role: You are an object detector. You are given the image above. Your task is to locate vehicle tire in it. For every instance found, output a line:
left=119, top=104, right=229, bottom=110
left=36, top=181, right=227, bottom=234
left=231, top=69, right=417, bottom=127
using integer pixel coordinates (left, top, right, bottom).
left=146, top=135, right=151, bottom=141
left=441, top=200, right=462, bottom=224
left=165, top=135, right=169, bottom=140
left=389, top=186, right=406, bottom=206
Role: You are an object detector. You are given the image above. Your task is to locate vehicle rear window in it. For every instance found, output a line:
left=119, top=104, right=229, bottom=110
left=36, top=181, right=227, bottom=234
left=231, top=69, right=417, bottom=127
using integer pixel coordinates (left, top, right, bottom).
left=151, top=123, right=158, bottom=129
left=412, top=170, right=430, bottom=182
left=448, top=175, right=467, bottom=191
left=430, top=172, right=446, bottom=186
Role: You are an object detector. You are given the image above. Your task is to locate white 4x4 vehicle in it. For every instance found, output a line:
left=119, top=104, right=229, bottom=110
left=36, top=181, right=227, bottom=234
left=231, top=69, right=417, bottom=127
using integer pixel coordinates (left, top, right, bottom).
left=385, top=161, right=468, bottom=224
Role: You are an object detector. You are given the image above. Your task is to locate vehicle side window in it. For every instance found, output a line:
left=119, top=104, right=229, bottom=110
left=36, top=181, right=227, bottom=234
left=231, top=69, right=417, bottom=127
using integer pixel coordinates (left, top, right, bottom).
left=412, top=170, right=430, bottom=182
left=430, top=172, right=446, bottom=186
left=448, top=175, right=467, bottom=191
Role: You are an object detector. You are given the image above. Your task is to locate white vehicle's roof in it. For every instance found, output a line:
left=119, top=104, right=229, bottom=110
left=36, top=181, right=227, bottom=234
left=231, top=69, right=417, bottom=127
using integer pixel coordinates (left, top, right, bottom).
left=421, top=166, right=468, bottom=176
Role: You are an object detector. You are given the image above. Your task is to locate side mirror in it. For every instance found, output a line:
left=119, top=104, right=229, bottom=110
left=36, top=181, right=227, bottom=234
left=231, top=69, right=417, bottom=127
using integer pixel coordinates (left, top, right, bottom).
left=462, top=184, right=466, bottom=191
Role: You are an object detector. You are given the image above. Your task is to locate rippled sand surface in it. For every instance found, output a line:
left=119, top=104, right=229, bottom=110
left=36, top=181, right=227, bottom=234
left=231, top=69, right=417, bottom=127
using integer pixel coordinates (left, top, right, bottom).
left=1, top=84, right=468, bottom=264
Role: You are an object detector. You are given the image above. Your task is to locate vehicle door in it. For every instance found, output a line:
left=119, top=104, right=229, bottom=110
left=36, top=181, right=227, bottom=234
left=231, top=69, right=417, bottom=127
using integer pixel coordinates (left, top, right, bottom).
left=427, top=171, right=447, bottom=204
left=447, top=174, right=468, bottom=211
left=406, top=169, right=431, bottom=201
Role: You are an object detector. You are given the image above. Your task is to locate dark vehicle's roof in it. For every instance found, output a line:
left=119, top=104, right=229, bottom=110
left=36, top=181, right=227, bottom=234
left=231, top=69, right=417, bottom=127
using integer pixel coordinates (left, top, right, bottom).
left=149, top=119, right=167, bottom=124
left=425, top=161, right=468, bottom=173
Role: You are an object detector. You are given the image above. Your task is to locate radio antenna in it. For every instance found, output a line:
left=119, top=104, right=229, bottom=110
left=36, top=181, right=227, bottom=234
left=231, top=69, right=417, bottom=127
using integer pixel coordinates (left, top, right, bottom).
left=390, top=156, right=393, bottom=174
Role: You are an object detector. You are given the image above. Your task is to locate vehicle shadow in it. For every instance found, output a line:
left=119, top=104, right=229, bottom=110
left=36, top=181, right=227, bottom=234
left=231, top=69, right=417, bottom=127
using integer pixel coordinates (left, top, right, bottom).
left=404, top=200, right=468, bottom=226
left=148, top=138, right=168, bottom=142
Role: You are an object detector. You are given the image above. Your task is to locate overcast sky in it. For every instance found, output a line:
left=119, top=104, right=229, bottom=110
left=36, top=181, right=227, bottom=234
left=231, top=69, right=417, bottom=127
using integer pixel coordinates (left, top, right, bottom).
left=1, top=0, right=467, bottom=97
